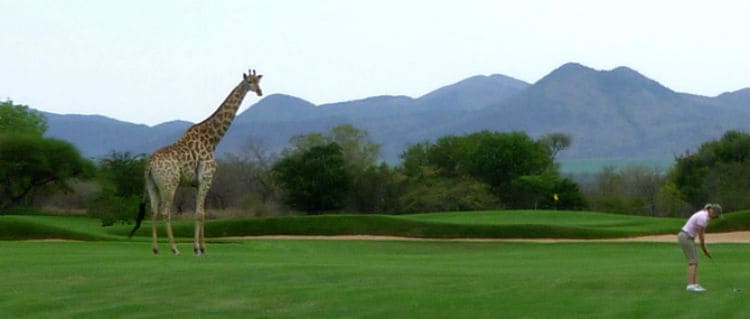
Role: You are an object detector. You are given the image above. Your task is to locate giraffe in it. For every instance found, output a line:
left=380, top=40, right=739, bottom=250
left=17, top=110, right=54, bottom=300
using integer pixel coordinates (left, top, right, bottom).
left=129, top=69, right=263, bottom=255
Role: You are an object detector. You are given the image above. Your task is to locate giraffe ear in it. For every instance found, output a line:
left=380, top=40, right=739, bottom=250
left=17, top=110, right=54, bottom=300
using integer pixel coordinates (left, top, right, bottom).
left=257, top=75, right=263, bottom=80
left=243, top=72, right=248, bottom=81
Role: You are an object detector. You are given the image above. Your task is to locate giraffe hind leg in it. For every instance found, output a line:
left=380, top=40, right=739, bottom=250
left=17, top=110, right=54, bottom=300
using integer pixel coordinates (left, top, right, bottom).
left=159, top=186, right=180, bottom=256
left=164, top=211, right=180, bottom=256
left=146, top=175, right=160, bottom=255
left=149, top=169, right=180, bottom=256
left=194, top=160, right=216, bottom=256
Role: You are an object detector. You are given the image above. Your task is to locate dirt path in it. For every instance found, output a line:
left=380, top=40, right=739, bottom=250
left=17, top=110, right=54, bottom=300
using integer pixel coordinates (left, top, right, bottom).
left=235, top=231, right=750, bottom=243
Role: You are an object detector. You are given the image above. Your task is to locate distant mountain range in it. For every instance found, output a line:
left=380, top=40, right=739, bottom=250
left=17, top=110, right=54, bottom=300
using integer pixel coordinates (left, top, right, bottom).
left=40, top=62, right=749, bottom=163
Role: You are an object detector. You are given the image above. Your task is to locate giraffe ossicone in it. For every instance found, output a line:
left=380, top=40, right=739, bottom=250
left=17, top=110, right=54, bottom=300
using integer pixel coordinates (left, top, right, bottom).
left=129, top=69, right=263, bottom=255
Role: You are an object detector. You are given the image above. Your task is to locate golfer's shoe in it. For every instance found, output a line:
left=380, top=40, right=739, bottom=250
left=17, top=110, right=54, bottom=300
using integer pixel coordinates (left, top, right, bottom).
left=686, top=284, right=706, bottom=292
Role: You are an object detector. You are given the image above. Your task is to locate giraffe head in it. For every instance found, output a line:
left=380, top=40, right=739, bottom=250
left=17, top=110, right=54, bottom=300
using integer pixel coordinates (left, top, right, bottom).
left=242, top=69, right=263, bottom=96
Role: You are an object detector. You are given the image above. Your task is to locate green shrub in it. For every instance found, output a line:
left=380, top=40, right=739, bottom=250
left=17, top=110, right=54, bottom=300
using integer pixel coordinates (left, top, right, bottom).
left=400, top=177, right=498, bottom=213
left=87, top=189, right=139, bottom=226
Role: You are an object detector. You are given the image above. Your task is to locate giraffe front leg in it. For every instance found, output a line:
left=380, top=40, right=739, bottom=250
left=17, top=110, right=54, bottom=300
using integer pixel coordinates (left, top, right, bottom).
left=193, top=218, right=205, bottom=256
left=156, top=182, right=179, bottom=256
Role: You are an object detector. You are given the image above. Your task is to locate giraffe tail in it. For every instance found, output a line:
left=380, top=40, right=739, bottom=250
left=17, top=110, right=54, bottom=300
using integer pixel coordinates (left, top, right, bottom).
left=128, top=202, right=146, bottom=238
left=129, top=169, right=150, bottom=239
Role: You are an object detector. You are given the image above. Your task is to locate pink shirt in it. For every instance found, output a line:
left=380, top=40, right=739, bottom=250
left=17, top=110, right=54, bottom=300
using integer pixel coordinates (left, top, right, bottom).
left=681, top=209, right=710, bottom=238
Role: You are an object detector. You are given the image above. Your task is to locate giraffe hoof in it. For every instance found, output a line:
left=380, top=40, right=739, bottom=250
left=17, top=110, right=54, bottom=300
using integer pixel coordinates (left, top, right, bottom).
left=152, top=248, right=159, bottom=255
left=171, top=249, right=180, bottom=256
left=194, top=247, right=206, bottom=256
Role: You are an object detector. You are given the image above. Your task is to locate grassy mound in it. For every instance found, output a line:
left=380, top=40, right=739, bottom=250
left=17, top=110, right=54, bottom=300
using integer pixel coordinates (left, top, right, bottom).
left=122, top=210, right=687, bottom=240
left=4, top=210, right=749, bottom=241
left=0, top=215, right=112, bottom=241
left=707, top=210, right=750, bottom=232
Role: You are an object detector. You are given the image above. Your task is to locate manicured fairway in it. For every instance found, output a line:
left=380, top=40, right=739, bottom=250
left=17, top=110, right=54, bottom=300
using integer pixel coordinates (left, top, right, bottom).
left=1, top=239, right=748, bottom=319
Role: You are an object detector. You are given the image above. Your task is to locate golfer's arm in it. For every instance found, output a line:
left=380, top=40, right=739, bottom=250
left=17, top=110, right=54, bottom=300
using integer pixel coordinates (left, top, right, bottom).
left=698, top=228, right=710, bottom=256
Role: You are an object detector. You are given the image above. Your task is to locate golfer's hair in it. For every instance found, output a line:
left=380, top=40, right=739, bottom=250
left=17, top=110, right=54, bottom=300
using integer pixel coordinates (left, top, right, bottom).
left=704, top=203, right=723, bottom=215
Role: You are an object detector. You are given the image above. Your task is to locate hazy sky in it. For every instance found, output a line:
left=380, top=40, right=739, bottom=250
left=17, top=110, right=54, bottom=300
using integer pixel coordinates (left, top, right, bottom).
left=2, top=0, right=748, bottom=126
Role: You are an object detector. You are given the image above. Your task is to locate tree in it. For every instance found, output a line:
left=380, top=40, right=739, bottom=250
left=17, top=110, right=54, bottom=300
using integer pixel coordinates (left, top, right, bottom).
left=236, top=137, right=281, bottom=204
left=87, top=152, right=145, bottom=225
left=0, top=135, right=93, bottom=208
left=655, top=181, right=690, bottom=217
left=400, top=144, right=499, bottom=212
left=583, top=164, right=675, bottom=216
left=272, top=143, right=351, bottom=213
left=400, top=142, right=431, bottom=178
left=287, top=124, right=381, bottom=170
left=0, top=100, right=92, bottom=210
left=620, top=165, right=663, bottom=216
left=584, top=166, right=625, bottom=213
left=511, top=170, right=586, bottom=210
left=539, top=132, right=572, bottom=160
left=426, top=135, right=476, bottom=177
left=0, top=99, right=47, bottom=136
left=208, top=138, right=280, bottom=214
left=402, top=131, right=554, bottom=189
left=399, top=175, right=498, bottom=213
left=97, top=152, right=146, bottom=197
left=670, top=130, right=750, bottom=212
left=329, top=124, right=380, bottom=171
left=286, top=125, right=382, bottom=212
left=400, top=131, right=581, bottom=210
left=348, top=163, right=405, bottom=213
left=468, top=131, right=552, bottom=203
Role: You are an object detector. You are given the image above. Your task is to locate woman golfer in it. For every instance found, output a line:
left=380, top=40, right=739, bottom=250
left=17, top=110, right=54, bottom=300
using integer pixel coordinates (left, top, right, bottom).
left=678, top=203, right=722, bottom=292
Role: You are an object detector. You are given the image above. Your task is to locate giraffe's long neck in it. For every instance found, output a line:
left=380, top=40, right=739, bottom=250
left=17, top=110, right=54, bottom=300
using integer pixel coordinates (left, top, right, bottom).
left=189, top=81, right=250, bottom=149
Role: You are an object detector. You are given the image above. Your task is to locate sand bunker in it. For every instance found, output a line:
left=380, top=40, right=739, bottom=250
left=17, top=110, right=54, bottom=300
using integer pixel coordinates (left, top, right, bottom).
left=238, top=231, right=750, bottom=243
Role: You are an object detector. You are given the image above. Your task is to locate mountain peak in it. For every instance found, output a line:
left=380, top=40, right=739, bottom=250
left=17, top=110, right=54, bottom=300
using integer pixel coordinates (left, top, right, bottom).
left=556, top=62, right=599, bottom=75
left=237, top=93, right=317, bottom=123
left=611, top=65, right=638, bottom=73
left=536, top=62, right=597, bottom=84
left=602, top=66, right=673, bottom=95
left=716, top=87, right=750, bottom=104
left=152, top=120, right=192, bottom=129
left=558, top=62, right=595, bottom=71
left=251, top=93, right=316, bottom=107
left=534, top=62, right=673, bottom=96
left=608, top=66, right=650, bottom=81
left=545, top=63, right=647, bottom=81
left=416, top=73, right=529, bottom=112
